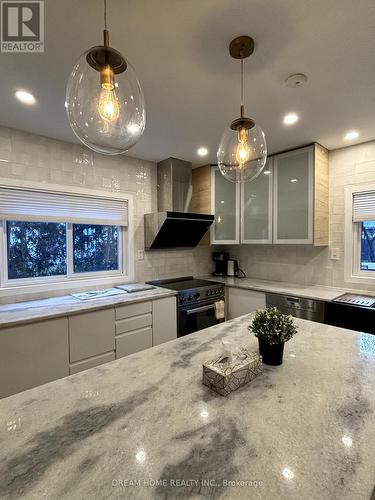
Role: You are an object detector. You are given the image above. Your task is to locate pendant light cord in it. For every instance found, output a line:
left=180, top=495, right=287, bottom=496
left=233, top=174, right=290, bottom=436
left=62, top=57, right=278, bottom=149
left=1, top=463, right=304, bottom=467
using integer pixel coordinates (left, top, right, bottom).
left=240, top=59, right=244, bottom=118
left=104, top=0, right=108, bottom=30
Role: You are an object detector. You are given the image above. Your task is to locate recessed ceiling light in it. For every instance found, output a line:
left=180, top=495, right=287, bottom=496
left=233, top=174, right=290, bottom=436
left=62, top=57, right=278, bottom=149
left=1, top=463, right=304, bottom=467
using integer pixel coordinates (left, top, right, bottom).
left=197, top=146, right=208, bottom=157
left=283, top=113, right=299, bottom=126
left=344, top=130, right=359, bottom=141
left=290, top=178, right=298, bottom=183
left=15, top=90, right=36, bottom=105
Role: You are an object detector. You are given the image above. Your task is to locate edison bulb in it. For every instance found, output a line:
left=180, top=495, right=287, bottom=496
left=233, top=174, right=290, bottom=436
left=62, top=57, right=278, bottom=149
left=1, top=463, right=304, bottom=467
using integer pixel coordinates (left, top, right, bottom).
left=217, top=123, right=267, bottom=183
left=98, top=88, right=120, bottom=122
left=236, top=127, right=251, bottom=166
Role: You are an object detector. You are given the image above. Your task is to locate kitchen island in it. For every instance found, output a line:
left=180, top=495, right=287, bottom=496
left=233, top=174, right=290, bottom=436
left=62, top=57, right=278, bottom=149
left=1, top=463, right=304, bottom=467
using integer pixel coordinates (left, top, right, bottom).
left=0, top=315, right=374, bottom=499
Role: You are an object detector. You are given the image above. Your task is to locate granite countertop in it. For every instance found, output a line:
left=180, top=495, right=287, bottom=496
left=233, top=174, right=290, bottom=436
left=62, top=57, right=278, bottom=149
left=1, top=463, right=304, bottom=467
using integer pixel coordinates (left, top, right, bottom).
left=0, top=287, right=177, bottom=328
left=0, top=315, right=374, bottom=499
left=200, top=276, right=358, bottom=302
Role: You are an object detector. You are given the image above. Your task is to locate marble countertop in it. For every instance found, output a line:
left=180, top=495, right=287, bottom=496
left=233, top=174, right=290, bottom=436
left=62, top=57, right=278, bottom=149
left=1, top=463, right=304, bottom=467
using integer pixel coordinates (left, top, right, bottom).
left=0, top=287, right=177, bottom=328
left=0, top=315, right=374, bottom=499
left=200, top=275, right=358, bottom=302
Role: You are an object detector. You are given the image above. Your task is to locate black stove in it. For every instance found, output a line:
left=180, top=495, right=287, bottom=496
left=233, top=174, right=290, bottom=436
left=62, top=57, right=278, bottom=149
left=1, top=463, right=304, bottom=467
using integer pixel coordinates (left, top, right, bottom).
left=147, top=276, right=224, bottom=306
left=146, top=276, right=225, bottom=336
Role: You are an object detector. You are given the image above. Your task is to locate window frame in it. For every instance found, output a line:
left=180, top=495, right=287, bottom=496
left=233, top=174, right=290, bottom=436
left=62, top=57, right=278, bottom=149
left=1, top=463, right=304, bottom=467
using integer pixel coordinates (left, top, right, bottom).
left=353, top=221, right=375, bottom=277
left=0, top=180, right=134, bottom=296
left=344, top=183, right=375, bottom=285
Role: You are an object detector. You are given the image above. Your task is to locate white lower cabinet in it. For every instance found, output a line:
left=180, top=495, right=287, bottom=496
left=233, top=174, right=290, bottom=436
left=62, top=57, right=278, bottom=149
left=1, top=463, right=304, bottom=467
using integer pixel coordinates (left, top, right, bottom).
left=115, top=301, right=153, bottom=359
left=116, top=327, right=153, bottom=358
left=115, top=313, right=152, bottom=335
left=227, top=288, right=266, bottom=319
left=152, top=297, right=177, bottom=346
left=69, top=309, right=115, bottom=363
left=0, top=318, right=69, bottom=398
left=70, top=351, right=115, bottom=375
left=0, top=296, right=178, bottom=398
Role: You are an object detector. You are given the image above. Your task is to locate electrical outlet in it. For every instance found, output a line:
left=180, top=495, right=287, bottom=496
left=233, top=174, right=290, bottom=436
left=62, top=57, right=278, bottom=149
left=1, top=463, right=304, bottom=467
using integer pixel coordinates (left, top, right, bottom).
left=330, top=248, right=340, bottom=260
left=137, top=249, right=144, bottom=261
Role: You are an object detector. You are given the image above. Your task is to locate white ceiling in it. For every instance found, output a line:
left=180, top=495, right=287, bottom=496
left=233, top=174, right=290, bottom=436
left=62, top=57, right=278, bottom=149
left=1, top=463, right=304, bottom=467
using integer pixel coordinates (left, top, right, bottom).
left=1, top=0, right=375, bottom=165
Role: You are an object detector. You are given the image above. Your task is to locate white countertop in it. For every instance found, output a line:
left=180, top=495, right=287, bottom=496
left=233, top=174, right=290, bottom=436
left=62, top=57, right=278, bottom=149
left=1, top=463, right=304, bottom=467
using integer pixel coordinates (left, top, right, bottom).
left=0, top=287, right=177, bottom=328
left=200, top=276, right=358, bottom=302
left=0, top=315, right=374, bottom=499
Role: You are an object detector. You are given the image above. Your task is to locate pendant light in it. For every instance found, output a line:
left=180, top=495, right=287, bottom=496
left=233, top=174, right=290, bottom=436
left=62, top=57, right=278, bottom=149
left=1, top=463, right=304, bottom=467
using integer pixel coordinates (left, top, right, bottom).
left=217, top=36, right=267, bottom=183
left=65, top=0, right=145, bottom=155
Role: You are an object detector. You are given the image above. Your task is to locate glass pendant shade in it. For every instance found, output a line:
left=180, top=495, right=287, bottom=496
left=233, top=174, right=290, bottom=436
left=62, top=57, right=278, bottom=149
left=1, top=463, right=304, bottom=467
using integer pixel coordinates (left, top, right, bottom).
left=66, top=46, right=145, bottom=155
left=217, top=123, right=267, bottom=183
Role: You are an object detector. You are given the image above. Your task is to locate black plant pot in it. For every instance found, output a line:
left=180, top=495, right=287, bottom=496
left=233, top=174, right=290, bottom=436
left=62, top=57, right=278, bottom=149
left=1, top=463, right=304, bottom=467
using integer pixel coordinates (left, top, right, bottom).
left=258, top=338, right=285, bottom=366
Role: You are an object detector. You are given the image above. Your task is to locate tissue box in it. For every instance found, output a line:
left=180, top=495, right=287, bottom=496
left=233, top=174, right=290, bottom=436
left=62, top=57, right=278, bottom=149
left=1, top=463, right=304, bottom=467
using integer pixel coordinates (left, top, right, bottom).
left=202, top=349, right=262, bottom=396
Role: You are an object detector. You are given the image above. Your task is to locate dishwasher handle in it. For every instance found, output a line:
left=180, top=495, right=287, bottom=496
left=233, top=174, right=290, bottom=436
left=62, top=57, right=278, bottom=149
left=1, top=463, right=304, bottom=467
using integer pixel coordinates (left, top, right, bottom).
left=285, top=296, right=301, bottom=308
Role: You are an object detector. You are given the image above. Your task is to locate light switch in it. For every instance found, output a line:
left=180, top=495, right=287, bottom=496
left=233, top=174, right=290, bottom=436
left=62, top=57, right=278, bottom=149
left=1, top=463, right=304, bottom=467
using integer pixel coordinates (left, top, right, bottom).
left=330, top=248, right=340, bottom=260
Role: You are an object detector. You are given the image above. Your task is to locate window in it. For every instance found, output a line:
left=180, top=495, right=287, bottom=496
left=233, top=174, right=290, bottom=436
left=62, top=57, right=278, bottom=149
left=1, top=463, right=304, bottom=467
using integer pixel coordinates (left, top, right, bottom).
left=360, top=221, right=375, bottom=271
left=73, top=224, right=120, bottom=273
left=346, top=188, right=375, bottom=282
left=0, top=186, right=132, bottom=288
left=7, top=221, right=67, bottom=279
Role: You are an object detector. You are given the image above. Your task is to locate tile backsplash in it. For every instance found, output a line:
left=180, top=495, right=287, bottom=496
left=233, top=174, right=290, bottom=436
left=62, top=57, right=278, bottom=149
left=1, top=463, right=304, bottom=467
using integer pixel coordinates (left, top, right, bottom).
left=0, top=126, right=212, bottom=303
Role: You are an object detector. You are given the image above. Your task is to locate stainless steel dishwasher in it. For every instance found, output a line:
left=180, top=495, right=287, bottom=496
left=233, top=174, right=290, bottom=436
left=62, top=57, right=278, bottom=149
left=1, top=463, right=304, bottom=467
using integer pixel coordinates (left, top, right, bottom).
left=266, top=293, right=325, bottom=323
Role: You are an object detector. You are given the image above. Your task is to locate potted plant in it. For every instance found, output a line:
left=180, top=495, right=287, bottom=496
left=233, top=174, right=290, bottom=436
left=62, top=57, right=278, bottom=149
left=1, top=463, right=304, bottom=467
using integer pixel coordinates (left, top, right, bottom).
left=249, top=307, right=298, bottom=366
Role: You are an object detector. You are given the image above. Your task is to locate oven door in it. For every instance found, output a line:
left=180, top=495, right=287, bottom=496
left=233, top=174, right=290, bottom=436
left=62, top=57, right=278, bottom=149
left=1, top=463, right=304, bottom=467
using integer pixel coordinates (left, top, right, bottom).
left=178, top=299, right=225, bottom=337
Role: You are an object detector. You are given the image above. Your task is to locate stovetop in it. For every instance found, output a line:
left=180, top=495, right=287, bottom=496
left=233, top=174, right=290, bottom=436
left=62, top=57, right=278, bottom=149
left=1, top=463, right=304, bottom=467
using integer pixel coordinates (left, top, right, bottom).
left=150, top=278, right=219, bottom=292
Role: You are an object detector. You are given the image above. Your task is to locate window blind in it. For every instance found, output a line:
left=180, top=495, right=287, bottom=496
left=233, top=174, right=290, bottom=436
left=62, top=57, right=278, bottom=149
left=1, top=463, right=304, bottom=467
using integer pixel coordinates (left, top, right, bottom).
left=0, top=187, right=128, bottom=226
left=353, top=191, right=375, bottom=222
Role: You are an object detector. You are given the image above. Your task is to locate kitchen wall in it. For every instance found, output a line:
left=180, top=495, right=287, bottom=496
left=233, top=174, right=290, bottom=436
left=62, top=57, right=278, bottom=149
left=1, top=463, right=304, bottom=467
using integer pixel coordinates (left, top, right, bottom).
left=0, top=126, right=212, bottom=302
left=221, top=141, right=375, bottom=292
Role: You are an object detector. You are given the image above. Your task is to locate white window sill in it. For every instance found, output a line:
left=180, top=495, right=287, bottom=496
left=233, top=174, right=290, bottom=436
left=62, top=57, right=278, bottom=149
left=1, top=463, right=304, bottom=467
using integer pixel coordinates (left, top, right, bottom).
left=344, top=272, right=375, bottom=287
left=0, top=275, right=133, bottom=300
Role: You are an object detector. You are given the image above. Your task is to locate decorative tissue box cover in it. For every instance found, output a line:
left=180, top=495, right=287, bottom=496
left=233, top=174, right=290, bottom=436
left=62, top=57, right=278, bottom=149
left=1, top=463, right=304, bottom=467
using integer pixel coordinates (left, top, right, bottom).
left=202, top=349, right=262, bottom=396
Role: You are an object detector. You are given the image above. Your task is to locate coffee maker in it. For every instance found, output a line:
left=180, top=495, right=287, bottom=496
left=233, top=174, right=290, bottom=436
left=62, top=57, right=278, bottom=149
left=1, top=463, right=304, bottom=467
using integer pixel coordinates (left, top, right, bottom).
left=212, top=252, right=229, bottom=276
left=213, top=252, right=240, bottom=277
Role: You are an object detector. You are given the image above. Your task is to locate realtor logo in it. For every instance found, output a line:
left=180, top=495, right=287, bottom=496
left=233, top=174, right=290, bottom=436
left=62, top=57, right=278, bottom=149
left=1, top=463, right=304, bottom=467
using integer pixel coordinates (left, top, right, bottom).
left=1, top=0, right=44, bottom=52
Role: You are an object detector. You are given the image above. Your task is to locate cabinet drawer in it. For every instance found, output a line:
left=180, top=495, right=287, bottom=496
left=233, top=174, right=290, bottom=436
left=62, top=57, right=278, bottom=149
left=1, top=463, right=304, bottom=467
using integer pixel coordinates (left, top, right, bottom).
left=69, top=351, right=115, bottom=375
left=69, top=308, right=115, bottom=363
left=115, top=313, right=152, bottom=335
left=115, top=301, right=152, bottom=320
left=116, top=327, right=152, bottom=358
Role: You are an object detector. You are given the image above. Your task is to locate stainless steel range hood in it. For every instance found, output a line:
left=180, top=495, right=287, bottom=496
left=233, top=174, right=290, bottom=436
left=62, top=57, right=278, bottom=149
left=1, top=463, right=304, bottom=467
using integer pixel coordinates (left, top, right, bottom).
left=144, top=158, right=214, bottom=249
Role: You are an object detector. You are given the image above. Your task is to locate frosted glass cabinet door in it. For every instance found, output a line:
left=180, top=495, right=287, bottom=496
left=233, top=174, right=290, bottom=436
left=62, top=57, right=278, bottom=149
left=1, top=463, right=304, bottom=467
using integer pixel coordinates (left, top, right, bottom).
left=211, top=167, right=240, bottom=244
left=273, top=146, right=313, bottom=243
left=241, top=158, right=273, bottom=243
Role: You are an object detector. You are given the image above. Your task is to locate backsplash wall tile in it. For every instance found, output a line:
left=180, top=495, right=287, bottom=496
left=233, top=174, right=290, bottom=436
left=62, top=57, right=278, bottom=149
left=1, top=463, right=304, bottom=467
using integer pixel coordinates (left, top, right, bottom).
left=0, top=126, right=212, bottom=303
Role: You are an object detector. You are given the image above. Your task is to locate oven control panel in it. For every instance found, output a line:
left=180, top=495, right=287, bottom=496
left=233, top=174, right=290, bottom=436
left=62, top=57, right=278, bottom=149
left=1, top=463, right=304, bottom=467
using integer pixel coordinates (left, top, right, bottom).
left=179, top=286, right=225, bottom=306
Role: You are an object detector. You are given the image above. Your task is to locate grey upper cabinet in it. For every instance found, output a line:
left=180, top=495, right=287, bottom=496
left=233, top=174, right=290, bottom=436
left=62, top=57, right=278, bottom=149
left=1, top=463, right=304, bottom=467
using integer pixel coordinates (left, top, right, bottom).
left=273, top=146, right=313, bottom=244
left=241, top=157, right=273, bottom=244
left=206, top=144, right=329, bottom=247
left=211, top=166, right=240, bottom=244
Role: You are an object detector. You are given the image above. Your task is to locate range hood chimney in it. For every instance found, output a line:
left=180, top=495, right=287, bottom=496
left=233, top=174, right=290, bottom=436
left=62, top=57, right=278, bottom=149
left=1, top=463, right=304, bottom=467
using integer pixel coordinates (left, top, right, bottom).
left=144, top=158, right=214, bottom=249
